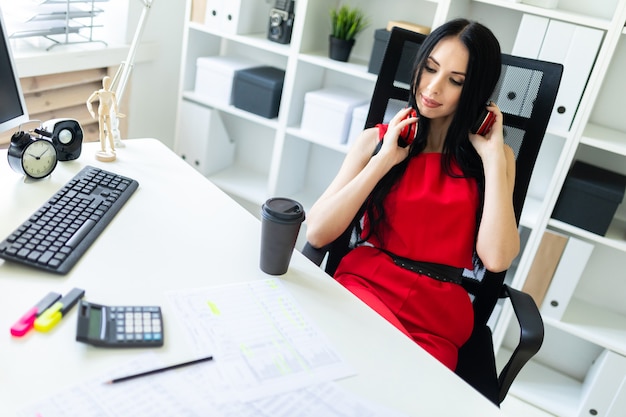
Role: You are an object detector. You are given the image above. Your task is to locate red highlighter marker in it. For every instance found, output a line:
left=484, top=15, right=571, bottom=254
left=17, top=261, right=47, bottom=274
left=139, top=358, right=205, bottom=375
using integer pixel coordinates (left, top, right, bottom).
left=10, top=292, right=62, bottom=337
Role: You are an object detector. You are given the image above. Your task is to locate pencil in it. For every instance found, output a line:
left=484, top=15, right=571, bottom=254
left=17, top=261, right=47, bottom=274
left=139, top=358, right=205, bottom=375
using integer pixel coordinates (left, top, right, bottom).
left=105, top=355, right=213, bottom=384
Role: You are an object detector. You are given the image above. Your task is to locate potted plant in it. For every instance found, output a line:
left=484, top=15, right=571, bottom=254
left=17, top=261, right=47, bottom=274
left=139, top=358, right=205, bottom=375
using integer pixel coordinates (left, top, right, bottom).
left=329, top=5, right=369, bottom=62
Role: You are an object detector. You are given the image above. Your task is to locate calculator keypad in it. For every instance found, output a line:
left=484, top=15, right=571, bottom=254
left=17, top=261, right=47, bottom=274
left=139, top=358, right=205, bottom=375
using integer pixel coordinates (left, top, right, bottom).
left=109, top=306, right=163, bottom=345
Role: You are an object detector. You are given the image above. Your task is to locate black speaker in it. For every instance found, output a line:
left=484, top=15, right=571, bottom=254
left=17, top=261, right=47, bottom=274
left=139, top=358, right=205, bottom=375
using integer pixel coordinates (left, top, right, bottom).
left=36, top=118, right=83, bottom=161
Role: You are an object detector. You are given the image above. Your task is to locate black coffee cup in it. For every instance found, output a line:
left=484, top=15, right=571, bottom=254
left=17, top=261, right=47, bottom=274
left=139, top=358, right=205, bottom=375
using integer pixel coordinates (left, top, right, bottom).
left=260, top=198, right=305, bottom=275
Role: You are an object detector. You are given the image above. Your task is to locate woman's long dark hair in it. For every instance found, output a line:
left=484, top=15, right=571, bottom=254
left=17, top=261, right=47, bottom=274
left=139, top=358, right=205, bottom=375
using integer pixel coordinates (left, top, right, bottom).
left=355, top=18, right=502, bottom=244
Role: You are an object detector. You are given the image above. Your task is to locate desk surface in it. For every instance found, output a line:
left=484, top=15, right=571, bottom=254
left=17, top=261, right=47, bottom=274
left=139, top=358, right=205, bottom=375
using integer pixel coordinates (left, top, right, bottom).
left=0, top=139, right=508, bottom=416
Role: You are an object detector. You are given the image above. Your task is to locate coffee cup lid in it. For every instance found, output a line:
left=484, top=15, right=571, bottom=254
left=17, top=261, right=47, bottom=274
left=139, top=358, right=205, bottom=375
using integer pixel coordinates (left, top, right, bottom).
left=262, top=198, right=305, bottom=222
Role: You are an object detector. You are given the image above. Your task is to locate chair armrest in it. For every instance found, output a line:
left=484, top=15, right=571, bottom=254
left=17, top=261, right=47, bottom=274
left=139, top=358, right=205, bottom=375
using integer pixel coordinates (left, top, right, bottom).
left=301, top=227, right=353, bottom=276
left=497, top=284, right=544, bottom=404
left=301, top=242, right=328, bottom=267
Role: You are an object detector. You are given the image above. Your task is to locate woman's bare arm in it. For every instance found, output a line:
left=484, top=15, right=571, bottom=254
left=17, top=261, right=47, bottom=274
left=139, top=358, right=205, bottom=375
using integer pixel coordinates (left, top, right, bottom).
left=306, top=109, right=415, bottom=248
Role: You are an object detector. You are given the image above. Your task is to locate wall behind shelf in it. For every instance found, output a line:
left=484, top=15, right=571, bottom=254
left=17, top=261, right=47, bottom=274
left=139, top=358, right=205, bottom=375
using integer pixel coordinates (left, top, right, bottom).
left=503, top=318, right=603, bottom=383
left=575, top=244, right=626, bottom=316
left=123, top=1, right=186, bottom=149
left=588, top=36, right=626, bottom=133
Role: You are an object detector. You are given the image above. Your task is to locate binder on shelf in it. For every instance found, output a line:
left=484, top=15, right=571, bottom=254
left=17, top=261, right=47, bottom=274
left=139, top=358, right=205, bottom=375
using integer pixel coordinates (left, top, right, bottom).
left=577, top=350, right=626, bottom=417
left=607, top=376, right=626, bottom=417
left=176, top=100, right=235, bottom=177
left=540, top=235, right=594, bottom=320
left=204, top=0, right=221, bottom=28
left=522, top=230, right=568, bottom=307
left=539, top=21, right=603, bottom=131
left=191, top=0, right=207, bottom=24
left=512, top=14, right=548, bottom=59
left=512, top=14, right=603, bottom=131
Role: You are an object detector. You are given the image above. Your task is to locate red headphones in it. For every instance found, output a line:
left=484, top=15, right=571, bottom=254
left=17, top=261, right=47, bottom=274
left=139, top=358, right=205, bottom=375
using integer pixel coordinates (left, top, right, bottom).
left=471, top=108, right=496, bottom=136
left=399, top=107, right=418, bottom=147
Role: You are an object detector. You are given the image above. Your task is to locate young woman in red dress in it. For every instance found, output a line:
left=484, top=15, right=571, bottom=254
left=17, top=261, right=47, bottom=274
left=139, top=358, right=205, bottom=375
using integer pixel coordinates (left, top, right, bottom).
left=306, top=19, right=520, bottom=371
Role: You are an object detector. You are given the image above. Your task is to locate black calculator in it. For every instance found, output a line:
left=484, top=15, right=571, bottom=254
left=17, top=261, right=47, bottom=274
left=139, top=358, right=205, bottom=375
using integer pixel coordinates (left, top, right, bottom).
left=76, top=300, right=164, bottom=347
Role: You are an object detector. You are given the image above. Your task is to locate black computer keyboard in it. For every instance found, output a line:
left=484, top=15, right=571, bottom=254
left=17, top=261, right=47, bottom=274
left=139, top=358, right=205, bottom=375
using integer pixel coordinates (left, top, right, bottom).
left=0, top=166, right=139, bottom=274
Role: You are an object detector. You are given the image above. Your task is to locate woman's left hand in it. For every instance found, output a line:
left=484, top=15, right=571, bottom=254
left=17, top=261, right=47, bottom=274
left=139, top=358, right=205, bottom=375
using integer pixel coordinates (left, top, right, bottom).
left=468, top=102, right=506, bottom=162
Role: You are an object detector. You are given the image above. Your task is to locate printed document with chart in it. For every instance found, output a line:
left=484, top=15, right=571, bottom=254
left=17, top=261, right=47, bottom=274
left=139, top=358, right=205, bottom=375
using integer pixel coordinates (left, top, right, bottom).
left=167, top=278, right=356, bottom=402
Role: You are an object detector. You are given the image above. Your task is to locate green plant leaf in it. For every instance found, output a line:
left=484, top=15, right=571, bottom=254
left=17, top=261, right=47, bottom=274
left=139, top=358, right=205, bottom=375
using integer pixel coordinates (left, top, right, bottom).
left=329, top=4, right=369, bottom=41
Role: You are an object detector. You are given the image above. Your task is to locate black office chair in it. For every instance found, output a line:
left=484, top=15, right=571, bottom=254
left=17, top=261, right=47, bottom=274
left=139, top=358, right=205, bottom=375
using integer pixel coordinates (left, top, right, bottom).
left=301, top=27, right=563, bottom=405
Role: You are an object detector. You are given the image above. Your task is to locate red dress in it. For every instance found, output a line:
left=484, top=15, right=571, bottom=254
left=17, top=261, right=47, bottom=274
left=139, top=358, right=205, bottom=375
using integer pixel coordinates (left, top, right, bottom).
left=334, top=125, right=479, bottom=370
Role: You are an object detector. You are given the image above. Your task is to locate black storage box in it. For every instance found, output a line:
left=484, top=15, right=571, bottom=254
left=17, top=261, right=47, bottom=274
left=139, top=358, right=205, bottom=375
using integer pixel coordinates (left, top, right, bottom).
left=552, top=161, right=626, bottom=236
left=233, top=66, right=285, bottom=118
left=368, top=28, right=422, bottom=84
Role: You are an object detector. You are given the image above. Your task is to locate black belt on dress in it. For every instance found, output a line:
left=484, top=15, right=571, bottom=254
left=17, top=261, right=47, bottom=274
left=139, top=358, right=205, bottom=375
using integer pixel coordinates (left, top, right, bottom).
left=377, top=248, right=464, bottom=285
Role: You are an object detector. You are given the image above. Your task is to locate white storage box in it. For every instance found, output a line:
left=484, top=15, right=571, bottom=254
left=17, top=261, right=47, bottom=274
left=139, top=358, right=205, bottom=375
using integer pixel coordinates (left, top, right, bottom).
left=301, top=87, right=369, bottom=145
left=347, top=103, right=370, bottom=145
left=205, top=0, right=272, bottom=35
left=194, top=56, right=258, bottom=105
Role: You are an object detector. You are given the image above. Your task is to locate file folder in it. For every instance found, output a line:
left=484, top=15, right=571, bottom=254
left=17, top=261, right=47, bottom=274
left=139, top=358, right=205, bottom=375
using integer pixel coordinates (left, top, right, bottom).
left=539, top=20, right=602, bottom=131
left=540, top=235, right=593, bottom=320
left=607, top=377, right=626, bottom=417
left=579, top=350, right=626, bottom=417
left=522, top=230, right=568, bottom=307
left=512, top=14, right=548, bottom=59
left=512, top=15, right=603, bottom=131
left=176, top=101, right=234, bottom=177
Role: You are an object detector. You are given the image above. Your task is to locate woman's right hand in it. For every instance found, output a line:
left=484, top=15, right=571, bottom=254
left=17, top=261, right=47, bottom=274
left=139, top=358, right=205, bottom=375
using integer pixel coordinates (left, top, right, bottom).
left=375, top=107, right=417, bottom=167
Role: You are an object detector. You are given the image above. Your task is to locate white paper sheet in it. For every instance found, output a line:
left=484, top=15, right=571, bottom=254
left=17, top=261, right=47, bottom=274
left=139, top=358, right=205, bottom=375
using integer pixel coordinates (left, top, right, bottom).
left=19, top=353, right=409, bottom=417
left=167, top=278, right=356, bottom=402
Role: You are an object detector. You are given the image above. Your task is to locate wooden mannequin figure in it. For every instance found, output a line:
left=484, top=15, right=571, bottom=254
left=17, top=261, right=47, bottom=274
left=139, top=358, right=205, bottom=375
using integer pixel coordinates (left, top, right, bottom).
left=86, top=76, right=125, bottom=162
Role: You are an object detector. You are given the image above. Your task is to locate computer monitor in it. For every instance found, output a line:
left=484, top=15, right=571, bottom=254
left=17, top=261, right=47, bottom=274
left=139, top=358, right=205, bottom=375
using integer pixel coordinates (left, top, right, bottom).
left=0, top=7, right=29, bottom=135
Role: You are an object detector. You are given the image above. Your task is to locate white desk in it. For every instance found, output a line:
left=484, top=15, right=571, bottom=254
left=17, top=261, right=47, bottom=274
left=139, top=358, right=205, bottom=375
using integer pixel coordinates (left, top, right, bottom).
left=0, top=139, right=508, bottom=416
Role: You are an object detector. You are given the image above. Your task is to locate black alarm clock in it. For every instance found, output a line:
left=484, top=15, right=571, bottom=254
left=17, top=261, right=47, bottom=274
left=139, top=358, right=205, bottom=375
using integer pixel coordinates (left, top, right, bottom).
left=7, top=130, right=58, bottom=179
left=36, top=118, right=83, bottom=161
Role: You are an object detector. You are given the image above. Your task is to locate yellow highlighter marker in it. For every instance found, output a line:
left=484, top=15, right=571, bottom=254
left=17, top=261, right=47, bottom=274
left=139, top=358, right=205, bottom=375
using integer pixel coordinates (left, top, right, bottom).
left=207, top=300, right=221, bottom=316
left=34, top=288, right=85, bottom=332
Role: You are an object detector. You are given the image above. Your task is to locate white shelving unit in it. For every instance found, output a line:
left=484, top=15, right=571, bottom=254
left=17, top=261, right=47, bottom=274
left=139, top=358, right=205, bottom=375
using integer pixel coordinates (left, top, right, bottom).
left=175, top=1, right=626, bottom=415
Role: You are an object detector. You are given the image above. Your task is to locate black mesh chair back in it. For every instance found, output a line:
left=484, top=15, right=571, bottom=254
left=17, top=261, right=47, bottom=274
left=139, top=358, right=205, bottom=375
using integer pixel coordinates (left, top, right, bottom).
left=302, top=26, right=563, bottom=405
